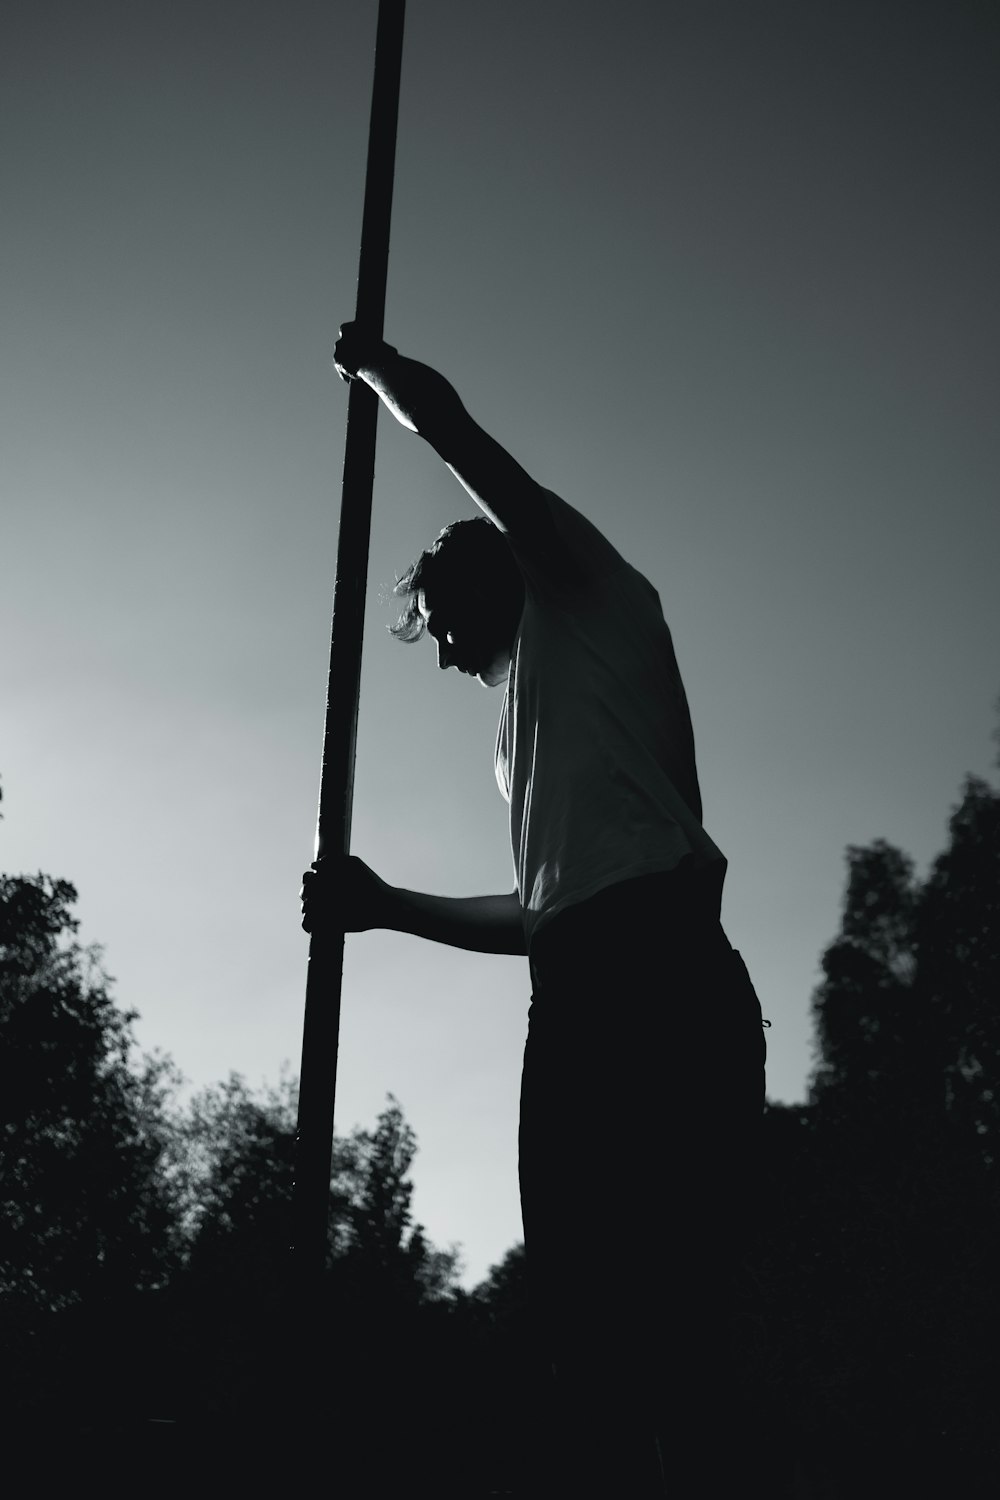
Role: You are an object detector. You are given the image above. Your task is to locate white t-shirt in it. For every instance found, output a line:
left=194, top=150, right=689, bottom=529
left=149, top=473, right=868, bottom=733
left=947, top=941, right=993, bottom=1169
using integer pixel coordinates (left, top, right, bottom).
left=495, top=491, right=726, bottom=946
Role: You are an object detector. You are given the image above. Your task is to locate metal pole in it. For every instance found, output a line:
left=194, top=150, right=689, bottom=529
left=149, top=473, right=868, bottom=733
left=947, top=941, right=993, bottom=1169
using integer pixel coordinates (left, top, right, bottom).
left=291, top=0, right=406, bottom=1278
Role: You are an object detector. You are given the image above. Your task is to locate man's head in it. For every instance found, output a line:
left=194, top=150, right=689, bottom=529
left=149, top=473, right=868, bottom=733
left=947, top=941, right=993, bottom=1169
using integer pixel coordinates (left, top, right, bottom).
left=390, top=517, right=525, bottom=686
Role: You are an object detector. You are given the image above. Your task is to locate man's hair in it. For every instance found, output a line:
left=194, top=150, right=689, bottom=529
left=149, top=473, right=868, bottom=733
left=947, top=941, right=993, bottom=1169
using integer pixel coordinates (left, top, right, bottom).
left=389, top=517, right=524, bottom=642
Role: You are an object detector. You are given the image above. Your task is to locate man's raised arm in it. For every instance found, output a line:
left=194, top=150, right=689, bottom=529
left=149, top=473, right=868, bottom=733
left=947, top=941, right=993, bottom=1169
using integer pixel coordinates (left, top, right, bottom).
left=333, top=323, right=559, bottom=559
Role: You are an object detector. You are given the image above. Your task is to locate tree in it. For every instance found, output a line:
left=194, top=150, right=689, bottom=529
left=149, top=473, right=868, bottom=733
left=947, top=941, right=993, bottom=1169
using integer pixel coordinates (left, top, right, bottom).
left=809, top=838, right=931, bottom=1134
left=752, top=765, right=1000, bottom=1485
left=336, top=1094, right=459, bottom=1302
left=915, top=775, right=1000, bottom=1161
left=810, top=774, right=1000, bottom=1162
left=470, top=1241, right=528, bottom=1331
left=176, top=1079, right=460, bottom=1304
left=161, top=1070, right=295, bottom=1309
left=0, top=873, right=179, bottom=1310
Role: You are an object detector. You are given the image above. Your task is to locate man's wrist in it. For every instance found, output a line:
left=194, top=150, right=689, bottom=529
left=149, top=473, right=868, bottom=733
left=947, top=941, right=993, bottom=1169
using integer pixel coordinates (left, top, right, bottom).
left=380, top=879, right=407, bottom=932
left=357, top=340, right=399, bottom=381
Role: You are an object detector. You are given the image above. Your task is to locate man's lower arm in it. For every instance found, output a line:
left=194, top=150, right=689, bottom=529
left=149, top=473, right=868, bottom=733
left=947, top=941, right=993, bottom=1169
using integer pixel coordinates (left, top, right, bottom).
left=387, top=887, right=526, bottom=956
left=358, top=352, right=467, bottom=451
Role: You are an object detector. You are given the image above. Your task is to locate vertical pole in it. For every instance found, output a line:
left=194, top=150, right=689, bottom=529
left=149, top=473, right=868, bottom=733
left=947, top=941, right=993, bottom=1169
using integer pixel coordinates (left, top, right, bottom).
left=291, top=0, right=406, bottom=1278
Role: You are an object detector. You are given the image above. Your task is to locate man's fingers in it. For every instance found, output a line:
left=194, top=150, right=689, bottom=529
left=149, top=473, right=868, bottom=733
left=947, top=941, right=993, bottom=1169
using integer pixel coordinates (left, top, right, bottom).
left=300, top=867, right=318, bottom=927
left=300, top=854, right=368, bottom=936
left=333, top=325, right=356, bottom=380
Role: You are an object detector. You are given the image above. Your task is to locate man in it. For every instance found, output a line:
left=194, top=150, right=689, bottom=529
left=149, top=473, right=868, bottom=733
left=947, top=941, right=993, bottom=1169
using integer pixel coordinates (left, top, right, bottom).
left=301, top=325, right=766, bottom=1493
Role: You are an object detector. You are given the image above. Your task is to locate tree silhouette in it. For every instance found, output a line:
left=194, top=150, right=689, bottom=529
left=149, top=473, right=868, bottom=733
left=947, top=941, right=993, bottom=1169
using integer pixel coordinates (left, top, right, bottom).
left=333, top=1094, right=461, bottom=1303
left=749, top=766, right=1000, bottom=1491
left=916, top=775, right=1000, bottom=1159
left=0, top=873, right=179, bottom=1311
left=175, top=1077, right=460, bottom=1306
left=810, top=774, right=1000, bottom=1165
left=470, top=1240, right=528, bottom=1330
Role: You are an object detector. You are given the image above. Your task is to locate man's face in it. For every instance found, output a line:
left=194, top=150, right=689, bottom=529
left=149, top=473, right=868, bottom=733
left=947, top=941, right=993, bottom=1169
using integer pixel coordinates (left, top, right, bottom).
left=417, top=589, right=512, bottom=688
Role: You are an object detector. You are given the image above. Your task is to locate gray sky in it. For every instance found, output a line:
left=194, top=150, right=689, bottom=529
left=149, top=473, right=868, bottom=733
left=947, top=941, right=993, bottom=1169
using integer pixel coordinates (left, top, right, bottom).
left=3, top=0, right=998, bottom=1287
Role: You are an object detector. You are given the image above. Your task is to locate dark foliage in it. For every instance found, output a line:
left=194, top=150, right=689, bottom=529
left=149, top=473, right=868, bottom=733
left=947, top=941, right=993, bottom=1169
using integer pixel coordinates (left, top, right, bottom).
left=738, top=773, right=1000, bottom=1494
left=0, top=874, right=180, bottom=1311
left=3, top=758, right=1000, bottom=1493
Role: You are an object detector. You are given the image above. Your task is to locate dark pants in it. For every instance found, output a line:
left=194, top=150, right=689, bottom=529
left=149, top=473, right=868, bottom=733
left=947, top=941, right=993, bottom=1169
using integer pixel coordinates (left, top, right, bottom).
left=519, top=868, right=767, bottom=1493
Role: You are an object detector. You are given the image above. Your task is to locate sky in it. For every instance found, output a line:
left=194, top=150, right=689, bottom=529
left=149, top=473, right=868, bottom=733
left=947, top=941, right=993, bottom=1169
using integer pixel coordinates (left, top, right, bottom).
left=3, top=0, right=998, bottom=1289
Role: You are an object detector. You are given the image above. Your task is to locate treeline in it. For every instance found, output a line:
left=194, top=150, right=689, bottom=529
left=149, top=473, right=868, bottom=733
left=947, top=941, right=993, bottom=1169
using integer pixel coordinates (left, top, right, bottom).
left=2, top=763, right=999, bottom=1493
left=745, top=767, right=1000, bottom=1494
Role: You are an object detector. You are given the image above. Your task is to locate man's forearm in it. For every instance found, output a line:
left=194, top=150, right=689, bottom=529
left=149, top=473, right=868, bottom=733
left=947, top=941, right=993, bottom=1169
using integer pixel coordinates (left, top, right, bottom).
left=355, top=349, right=468, bottom=455
left=334, top=325, right=552, bottom=545
left=386, top=886, right=527, bottom=956
left=354, top=348, right=549, bottom=543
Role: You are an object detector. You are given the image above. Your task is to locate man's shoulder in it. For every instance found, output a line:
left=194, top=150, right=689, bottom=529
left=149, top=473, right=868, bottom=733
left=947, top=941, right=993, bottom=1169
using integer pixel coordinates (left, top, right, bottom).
left=510, top=491, right=629, bottom=597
